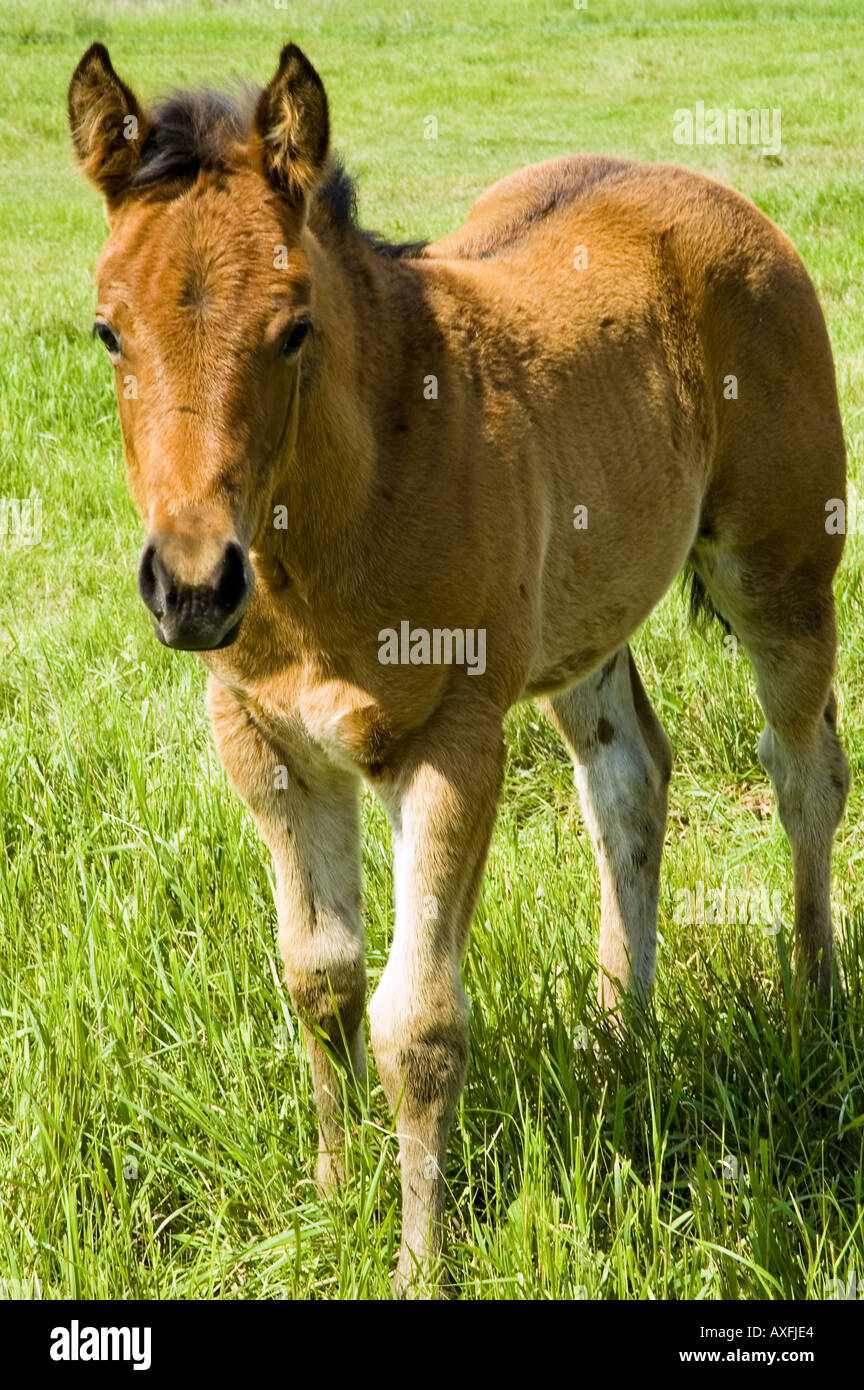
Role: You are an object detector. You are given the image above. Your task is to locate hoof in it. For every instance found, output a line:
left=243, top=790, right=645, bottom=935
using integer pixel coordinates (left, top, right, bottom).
left=392, top=1252, right=453, bottom=1300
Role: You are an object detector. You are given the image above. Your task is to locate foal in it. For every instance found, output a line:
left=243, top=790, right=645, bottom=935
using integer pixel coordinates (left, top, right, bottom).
left=69, top=41, right=849, bottom=1291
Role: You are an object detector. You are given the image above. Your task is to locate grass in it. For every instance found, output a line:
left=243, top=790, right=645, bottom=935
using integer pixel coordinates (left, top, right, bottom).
left=1, top=0, right=864, bottom=1300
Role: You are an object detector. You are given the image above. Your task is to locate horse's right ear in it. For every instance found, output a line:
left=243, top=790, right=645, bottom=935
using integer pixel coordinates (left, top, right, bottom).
left=68, top=43, right=149, bottom=204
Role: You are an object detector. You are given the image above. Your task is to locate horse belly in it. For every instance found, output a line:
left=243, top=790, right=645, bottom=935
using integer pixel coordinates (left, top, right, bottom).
left=523, top=452, right=702, bottom=694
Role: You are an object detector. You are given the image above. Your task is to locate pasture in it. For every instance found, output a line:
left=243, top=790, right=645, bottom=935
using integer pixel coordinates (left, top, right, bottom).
left=1, top=0, right=863, bottom=1300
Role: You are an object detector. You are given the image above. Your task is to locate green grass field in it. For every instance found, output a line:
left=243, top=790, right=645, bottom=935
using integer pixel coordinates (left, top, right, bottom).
left=1, top=0, right=863, bottom=1300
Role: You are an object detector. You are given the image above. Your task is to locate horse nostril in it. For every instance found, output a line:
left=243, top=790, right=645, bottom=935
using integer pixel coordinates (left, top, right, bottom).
left=137, top=542, right=163, bottom=618
left=214, top=541, right=248, bottom=615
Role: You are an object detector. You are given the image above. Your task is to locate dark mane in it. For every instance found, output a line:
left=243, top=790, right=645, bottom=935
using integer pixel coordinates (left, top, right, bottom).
left=316, top=154, right=427, bottom=259
left=131, top=88, right=426, bottom=259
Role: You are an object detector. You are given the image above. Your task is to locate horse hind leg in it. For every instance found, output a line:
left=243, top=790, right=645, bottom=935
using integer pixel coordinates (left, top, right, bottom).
left=759, top=682, right=849, bottom=992
left=754, top=616, right=848, bottom=993
left=691, top=548, right=849, bottom=993
left=540, top=644, right=672, bottom=1012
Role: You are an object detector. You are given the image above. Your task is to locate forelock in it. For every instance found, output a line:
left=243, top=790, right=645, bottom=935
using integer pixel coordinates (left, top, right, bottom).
left=130, top=89, right=255, bottom=190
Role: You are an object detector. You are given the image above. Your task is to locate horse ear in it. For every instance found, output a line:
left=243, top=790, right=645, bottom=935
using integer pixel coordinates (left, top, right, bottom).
left=68, top=43, right=148, bottom=205
left=254, top=44, right=329, bottom=205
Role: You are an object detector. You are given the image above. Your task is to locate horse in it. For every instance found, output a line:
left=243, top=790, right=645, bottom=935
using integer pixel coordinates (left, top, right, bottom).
left=68, top=40, right=850, bottom=1293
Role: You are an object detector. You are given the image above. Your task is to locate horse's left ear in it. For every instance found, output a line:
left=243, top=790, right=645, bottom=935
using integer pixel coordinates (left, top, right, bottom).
left=68, top=43, right=149, bottom=205
left=254, top=44, right=329, bottom=206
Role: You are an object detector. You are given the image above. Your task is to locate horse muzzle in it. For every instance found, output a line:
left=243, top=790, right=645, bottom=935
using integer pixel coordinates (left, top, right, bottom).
left=137, top=535, right=254, bottom=651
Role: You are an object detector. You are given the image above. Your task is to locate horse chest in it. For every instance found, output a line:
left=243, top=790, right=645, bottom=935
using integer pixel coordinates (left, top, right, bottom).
left=237, top=669, right=406, bottom=781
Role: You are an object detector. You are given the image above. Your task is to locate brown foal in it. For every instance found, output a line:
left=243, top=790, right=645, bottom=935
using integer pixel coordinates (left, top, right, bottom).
left=69, top=40, right=849, bottom=1292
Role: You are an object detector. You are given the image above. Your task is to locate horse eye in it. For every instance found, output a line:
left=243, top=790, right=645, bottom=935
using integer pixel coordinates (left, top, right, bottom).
left=93, top=321, right=121, bottom=357
left=280, top=316, right=312, bottom=357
